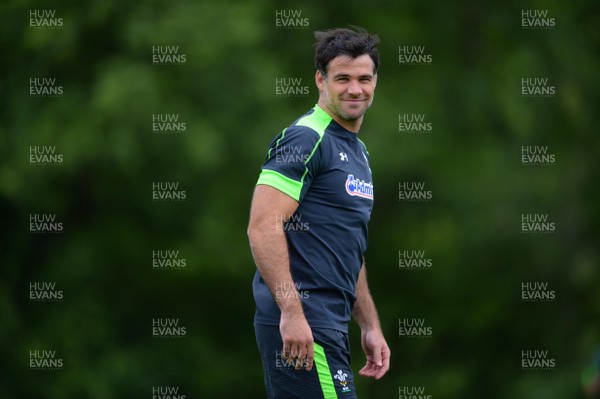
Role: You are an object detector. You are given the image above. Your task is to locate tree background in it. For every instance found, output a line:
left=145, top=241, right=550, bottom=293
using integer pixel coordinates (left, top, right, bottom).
left=1, top=0, right=599, bottom=398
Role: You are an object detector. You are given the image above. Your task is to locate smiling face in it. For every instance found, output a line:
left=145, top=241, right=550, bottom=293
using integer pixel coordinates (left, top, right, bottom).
left=316, top=54, right=377, bottom=132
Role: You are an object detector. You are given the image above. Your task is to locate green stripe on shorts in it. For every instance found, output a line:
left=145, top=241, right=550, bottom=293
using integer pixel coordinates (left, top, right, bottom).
left=313, top=342, right=338, bottom=399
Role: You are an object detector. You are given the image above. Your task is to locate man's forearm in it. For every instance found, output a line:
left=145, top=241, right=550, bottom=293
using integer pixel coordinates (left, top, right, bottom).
left=352, top=262, right=382, bottom=332
left=248, top=221, right=303, bottom=314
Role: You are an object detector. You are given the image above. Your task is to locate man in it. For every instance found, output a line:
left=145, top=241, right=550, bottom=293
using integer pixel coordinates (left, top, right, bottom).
left=247, top=26, right=390, bottom=399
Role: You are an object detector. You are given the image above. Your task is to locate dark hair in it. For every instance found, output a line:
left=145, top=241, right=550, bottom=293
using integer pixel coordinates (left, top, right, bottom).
left=314, top=26, right=380, bottom=76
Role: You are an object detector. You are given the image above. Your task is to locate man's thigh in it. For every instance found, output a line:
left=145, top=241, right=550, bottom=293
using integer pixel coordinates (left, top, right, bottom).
left=254, top=323, right=357, bottom=399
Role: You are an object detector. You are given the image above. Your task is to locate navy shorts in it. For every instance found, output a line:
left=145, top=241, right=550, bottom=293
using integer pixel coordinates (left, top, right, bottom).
left=254, top=323, right=358, bottom=399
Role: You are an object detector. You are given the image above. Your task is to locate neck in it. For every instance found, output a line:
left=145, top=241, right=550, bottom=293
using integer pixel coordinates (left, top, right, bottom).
left=317, top=99, right=362, bottom=133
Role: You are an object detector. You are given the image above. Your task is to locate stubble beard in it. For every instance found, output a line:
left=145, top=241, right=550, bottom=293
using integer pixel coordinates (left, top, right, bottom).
left=325, top=90, right=374, bottom=123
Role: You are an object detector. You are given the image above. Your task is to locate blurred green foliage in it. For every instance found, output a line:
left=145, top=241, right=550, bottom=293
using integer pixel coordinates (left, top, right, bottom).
left=1, top=0, right=599, bottom=398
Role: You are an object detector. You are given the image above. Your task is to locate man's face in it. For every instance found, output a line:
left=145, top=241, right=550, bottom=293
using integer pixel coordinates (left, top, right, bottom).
left=316, top=54, right=377, bottom=123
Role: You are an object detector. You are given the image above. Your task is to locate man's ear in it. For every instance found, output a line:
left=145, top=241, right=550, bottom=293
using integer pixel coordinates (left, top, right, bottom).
left=315, top=70, right=325, bottom=91
left=373, top=73, right=378, bottom=88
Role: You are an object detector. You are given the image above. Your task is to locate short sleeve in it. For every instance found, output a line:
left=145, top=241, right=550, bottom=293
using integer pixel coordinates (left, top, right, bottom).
left=256, top=126, right=323, bottom=202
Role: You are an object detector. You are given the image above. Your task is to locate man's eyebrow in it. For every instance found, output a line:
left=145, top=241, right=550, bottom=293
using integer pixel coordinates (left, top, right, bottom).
left=332, top=72, right=374, bottom=79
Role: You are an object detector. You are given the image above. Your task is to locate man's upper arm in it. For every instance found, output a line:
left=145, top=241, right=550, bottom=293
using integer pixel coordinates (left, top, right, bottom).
left=249, top=185, right=299, bottom=228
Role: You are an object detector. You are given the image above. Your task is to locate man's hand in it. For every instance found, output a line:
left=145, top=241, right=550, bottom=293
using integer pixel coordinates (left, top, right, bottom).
left=280, top=310, right=314, bottom=371
left=358, top=328, right=390, bottom=380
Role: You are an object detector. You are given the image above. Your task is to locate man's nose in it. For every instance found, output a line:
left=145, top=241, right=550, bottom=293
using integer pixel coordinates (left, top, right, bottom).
left=347, top=80, right=362, bottom=95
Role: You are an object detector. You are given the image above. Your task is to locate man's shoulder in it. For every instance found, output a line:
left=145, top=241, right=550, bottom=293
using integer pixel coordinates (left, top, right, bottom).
left=289, top=106, right=332, bottom=139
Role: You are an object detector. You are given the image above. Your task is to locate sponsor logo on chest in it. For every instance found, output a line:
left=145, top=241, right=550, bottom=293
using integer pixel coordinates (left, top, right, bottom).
left=345, top=174, right=373, bottom=200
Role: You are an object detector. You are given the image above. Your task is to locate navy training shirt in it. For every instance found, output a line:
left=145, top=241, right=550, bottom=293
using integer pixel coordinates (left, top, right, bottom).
left=252, top=105, right=374, bottom=332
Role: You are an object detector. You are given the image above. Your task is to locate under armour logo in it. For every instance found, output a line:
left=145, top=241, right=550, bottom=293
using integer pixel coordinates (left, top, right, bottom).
left=339, top=152, right=348, bottom=162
